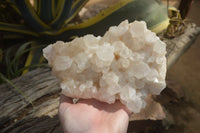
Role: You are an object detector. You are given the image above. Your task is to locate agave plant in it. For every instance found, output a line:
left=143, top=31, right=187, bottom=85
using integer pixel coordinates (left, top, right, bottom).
left=0, top=0, right=169, bottom=78
left=0, top=0, right=89, bottom=42
left=0, top=0, right=169, bottom=42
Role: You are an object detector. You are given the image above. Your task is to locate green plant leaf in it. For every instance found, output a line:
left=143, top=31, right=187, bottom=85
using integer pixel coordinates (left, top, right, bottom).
left=65, top=0, right=89, bottom=24
left=0, top=22, right=39, bottom=37
left=46, top=0, right=168, bottom=40
left=12, top=41, right=33, bottom=75
left=15, top=0, right=51, bottom=32
left=0, top=72, right=34, bottom=106
left=4, top=40, right=46, bottom=79
left=5, top=42, right=31, bottom=78
left=51, top=0, right=57, bottom=18
left=38, top=0, right=54, bottom=23
left=50, top=0, right=73, bottom=28
left=5, top=41, right=43, bottom=78
left=7, top=42, right=46, bottom=77
left=9, top=0, right=21, bottom=15
left=33, top=0, right=40, bottom=12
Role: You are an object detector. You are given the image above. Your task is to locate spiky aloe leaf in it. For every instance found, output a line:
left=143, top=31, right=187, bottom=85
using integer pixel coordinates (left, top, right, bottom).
left=15, top=0, right=51, bottom=32
left=37, top=0, right=54, bottom=23
left=0, top=22, right=38, bottom=37
left=44, top=0, right=169, bottom=40
left=50, top=0, right=73, bottom=28
left=65, top=0, right=89, bottom=24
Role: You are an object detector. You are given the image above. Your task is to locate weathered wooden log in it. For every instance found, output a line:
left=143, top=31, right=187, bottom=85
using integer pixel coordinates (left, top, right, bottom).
left=163, top=23, right=200, bottom=69
left=0, top=68, right=61, bottom=132
left=0, top=23, right=199, bottom=133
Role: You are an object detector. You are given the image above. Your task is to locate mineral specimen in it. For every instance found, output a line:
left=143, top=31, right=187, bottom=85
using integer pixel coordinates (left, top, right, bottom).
left=43, top=20, right=166, bottom=113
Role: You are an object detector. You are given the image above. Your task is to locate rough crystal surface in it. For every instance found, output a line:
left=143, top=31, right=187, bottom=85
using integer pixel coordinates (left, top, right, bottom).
left=43, top=20, right=167, bottom=113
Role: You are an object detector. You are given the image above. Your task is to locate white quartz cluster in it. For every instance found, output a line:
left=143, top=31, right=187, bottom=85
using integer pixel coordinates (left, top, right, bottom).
left=43, top=20, right=166, bottom=113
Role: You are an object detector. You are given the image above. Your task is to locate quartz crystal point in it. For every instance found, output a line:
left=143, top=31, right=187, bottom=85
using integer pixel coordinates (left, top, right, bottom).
left=43, top=20, right=167, bottom=113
